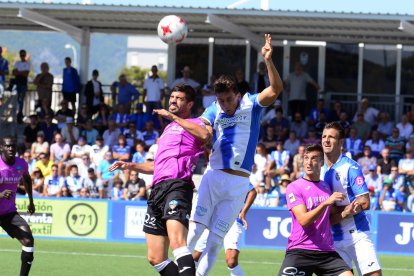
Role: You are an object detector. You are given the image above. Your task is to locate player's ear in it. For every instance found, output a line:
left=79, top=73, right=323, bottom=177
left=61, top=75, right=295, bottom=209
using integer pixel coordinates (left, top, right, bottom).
left=187, top=101, right=194, bottom=109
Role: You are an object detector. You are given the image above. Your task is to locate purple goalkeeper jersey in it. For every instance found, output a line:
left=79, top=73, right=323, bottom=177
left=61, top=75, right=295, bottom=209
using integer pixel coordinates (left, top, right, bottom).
left=286, top=177, right=334, bottom=251
left=0, top=157, right=28, bottom=215
left=152, top=118, right=205, bottom=186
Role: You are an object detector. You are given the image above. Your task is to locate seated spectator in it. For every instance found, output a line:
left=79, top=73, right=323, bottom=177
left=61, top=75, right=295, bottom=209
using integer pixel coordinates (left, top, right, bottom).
left=55, top=99, right=74, bottom=129
left=77, top=154, right=95, bottom=179
left=92, top=103, right=110, bottom=135
left=90, top=136, right=109, bottom=168
left=330, top=100, right=344, bottom=122
left=289, top=112, right=308, bottom=140
left=398, top=150, right=414, bottom=176
left=110, top=177, right=125, bottom=200
left=352, top=98, right=379, bottom=125
left=129, top=103, right=149, bottom=131
left=22, top=150, right=37, bottom=174
left=123, top=122, right=144, bottom=148
left=76, top=104, right=90, bottom=132
left=31, top=131, right=49, bottom=160
left=284, top=131, right=300, bottom=158
left=385, top=128, right=406, bottom=164
left=81, top=120, right=100, bottom=145
left=142, top=121, right=159, bottom=147
left=43, top=164, right=64, bottom=197
left=314, top=110, right=328, bottom=137
left=301, top=127, right=321, bottom=147
left=254, top=143, right=270, bottom=184
left=253, top=183, right=270, bottom=207
left=50, top=133, right=71, bottom=176
left=79, top=187, right=91, bottom=198
left=365, top=130, right=385, bottom=158
left=103, top=120, right=121, bottom=148
left=357, top=146, right=377, bottom=175
left=84, top=168, right=104, bottom=199
left=40, top=114, right=59, bottom=145
left=69, top=136, right=91, bottom=167
left=308, top=99, right=330, bottom=126
left=35, top=153, right=53, bottom=178
left=338, top=111, right=351, bottom=137
left=97, top=151, right=121, bottom=196
left=389, top=165, right=406, bottom=190
left=24, top=114, right=41, bottom=150
left=260, top=125, right=277, bottom=152
left=368, top=186, right=380, bottom=210
left=59, top=186, right=73, bottom=198
left=110, top=104, right=130, bottom=132
left=132, top=141, right=147, bottom=164
left=406, top=134, right=414, bottom=153
left=273, top=174, right=290, bottom=208
left=64, top=164, right=86, bottom=198
left=377, top=111, right=393, bottom=140
left=269, top=108, right=289, bottom=141
left=364, top=164, right=383, bottom=195
left=261, top=100, right=282, bottom=127
left=113, top=134, right=131, bottom=162
left=344, top=127, right=363, bottom=159
left=379, top=177, right=406, bottom=212
left=291, top=145, right=305, bottom=180
left=250, top=164, right=264, bottom=188
left=352, top=113, right=371, bottom=142
left=235, top=69, right=250, bottom=95
left=265, top=140, right=290, bottom=188
left=396, top=114, right=413, bottom=139
left=61, top=117, right=79, bottom=146
left=377, top=147, right=396, bottom=176
left=30, top=167, right=44, bottom=196
left=124, top=171, right=146, bottom=200
left=36, top=98, right=54, bottom=121
left=407, top=180, right=414, bottom=213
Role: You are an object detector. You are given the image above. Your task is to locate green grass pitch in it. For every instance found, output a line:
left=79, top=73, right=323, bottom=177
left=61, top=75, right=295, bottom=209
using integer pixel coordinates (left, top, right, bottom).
left=1, top=237, right=413, bottom=275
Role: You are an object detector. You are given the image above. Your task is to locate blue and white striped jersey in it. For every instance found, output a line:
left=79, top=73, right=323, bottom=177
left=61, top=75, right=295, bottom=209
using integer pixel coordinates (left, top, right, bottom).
left=321, top=155, right=370, bottom=241
left=201, top=93, right=264, bottom=174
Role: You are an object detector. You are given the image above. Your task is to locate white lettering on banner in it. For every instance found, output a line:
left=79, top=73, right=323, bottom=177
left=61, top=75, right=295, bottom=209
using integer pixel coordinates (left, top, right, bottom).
left=125, top=206, right=147, bottom=239
left=263, top=217, right=292, bottom=239
left=395, top=222, right=414, bottom=245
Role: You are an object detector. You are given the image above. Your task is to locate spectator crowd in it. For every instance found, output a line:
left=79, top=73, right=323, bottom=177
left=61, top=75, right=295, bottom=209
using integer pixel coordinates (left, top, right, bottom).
left=1, top=46, right=413, bottom=212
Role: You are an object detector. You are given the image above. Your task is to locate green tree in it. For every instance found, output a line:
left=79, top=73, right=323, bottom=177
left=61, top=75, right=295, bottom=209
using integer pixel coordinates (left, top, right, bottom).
left=118, top=66, right=167, bottom=89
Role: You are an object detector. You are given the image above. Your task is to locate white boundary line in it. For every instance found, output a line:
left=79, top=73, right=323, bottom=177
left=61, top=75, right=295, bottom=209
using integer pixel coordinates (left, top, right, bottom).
left=1, top=249, right=414, bottom=272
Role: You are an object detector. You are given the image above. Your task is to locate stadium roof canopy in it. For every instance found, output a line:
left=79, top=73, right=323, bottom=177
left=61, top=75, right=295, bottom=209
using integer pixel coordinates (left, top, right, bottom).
left=1, top=1, right=414, bottom=46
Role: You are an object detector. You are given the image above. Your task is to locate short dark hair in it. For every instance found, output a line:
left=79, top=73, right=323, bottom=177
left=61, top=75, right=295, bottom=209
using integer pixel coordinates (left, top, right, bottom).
left=65, top=57, right=71, bottom=62
left=87, top=168, right=95, bottom=173
left=304, top=144, right=324, bottom=157
left=172, top=84, right=196, bottom=103
left=213, top=75, right=239, bottom=95
left=324, top=121, right=345, bottom=140
left=70, top=164, right=78, bottom=170
left=52, top=164, right=58, bottom=169
left=92, top=69, right=99, bottom=76
left=1, top=135, right=16, bottom=146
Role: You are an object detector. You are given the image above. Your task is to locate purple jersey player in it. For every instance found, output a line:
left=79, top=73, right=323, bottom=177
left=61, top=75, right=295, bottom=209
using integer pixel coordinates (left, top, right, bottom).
left=0, top=136, right=35, bottom=276
left=278, top=144, right=354, bottom=276
left=109, top=84, right=210, bottom=276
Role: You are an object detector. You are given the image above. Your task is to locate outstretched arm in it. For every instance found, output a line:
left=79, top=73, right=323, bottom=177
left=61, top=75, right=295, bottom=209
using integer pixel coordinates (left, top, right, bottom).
left=109, top=161, right=154, bottom=174
left=153, top=109, right=212, bottom=145
left=258, top=34, right=284, bottom=107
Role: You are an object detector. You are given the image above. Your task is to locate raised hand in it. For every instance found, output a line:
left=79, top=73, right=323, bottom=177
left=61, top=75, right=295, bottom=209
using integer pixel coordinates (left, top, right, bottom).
left=0, top=189, right=13, bottom=199
left=261, top=34, right=273, bottom=61
left=109, top=161, right=129, bottom=172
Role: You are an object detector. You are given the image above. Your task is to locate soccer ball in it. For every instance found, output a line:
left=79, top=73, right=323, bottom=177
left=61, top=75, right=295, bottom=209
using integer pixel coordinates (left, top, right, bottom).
left=157, top=15, right=188, bottom=44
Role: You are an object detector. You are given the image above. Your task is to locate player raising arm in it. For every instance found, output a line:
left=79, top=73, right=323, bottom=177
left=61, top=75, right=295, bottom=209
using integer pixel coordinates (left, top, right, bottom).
left=0, top=136, right=35, bottom=276
left=186, top=34, right=284, bottom=275
left=110, top=84, right=210, bottom=276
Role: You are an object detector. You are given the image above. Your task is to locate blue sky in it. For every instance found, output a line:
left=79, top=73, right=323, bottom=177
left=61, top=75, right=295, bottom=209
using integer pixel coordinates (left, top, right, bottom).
left=7, top=0, right=414, bottom=15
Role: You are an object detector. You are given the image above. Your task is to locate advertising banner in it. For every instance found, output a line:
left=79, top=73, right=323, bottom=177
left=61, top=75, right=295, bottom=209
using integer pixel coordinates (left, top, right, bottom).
left=0, top=198, right=107, bottom=239
left=110, top=201, right=147, bottom=241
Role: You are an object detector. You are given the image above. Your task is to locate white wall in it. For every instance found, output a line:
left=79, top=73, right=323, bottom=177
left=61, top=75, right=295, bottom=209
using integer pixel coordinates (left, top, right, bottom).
left=126, top=35, right=168, bottom=71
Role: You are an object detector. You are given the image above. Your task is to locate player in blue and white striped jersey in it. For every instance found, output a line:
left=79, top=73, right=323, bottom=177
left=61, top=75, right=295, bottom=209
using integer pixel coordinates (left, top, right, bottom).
left=321, top=122, right=382, bottom=276
left=187, top=34, right=284, bottom=276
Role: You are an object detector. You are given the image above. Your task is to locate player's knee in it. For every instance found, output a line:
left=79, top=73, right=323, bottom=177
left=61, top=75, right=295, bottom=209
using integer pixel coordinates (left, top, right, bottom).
left=226, top=255, right=238, bottom=268
left=19, top=230, right=34, bottom=247
left=147, top=255, right=164, bottom=266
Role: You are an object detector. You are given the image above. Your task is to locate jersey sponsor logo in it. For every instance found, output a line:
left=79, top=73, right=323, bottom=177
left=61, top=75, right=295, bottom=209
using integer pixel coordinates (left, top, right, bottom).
left=335, top=172, right=340, bottom=181
left=288, top=193, right=296, bottom=203
left=216, top=114, right=248, bottom=128
left=195, top=206, right=208, bottom=217
left=355, top=176, right=364, bottom=186
left=169, top=199, right=178, bottom=210
left=215, top=219, right=230, bottom=233
left=281, top=266, right=306, bottom=276
left=305, top=186, right=311, bottom=190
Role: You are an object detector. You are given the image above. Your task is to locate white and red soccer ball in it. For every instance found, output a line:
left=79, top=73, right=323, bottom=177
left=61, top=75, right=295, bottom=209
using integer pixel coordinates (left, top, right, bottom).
left=157, top=15, right=188, bottom=44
